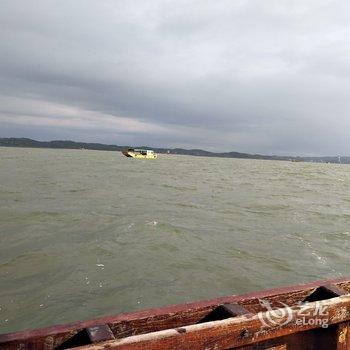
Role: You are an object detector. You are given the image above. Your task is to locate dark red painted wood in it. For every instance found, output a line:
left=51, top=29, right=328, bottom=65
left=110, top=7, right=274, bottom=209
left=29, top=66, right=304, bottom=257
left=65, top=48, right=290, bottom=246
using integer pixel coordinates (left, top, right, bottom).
left=0, top=276, right=349, bottom=349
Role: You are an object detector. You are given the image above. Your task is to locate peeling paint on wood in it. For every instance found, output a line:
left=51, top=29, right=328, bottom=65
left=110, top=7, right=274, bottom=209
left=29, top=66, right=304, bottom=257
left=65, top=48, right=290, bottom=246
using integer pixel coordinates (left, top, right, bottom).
left=1, top=277, right=350, bottom=350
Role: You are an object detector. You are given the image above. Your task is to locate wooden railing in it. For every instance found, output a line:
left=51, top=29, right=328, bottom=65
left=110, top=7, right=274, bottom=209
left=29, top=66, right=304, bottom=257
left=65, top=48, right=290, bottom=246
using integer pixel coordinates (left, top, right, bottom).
left=1, top=277, right=350, bottom=349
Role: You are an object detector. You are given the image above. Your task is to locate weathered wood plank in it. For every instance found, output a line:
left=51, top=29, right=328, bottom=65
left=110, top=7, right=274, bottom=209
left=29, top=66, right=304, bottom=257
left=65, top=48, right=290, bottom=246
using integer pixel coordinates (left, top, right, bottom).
left=304, top=284, right=349, bottom=303
left=198, top=303, right=251, bottom=323
left=336, top=322, right=350, bottom=350
left=71, top=296, right=350, bottom=350
left=325, top=284, right=349, bottom=297
left=236, top=331, right=316, bottom=349
left=0, top=277, right=349, bottom=350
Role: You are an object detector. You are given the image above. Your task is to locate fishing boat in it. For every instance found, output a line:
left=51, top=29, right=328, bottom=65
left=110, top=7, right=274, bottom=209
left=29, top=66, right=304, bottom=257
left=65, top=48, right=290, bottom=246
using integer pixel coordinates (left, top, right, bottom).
left=122, top=148, right=157, bottom=159
left=1, top=277, right=350, bottom=349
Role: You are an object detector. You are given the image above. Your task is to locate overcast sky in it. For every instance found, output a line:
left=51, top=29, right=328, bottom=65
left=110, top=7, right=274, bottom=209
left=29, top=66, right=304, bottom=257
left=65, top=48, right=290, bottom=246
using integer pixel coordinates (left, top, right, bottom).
left=0, top=0, right=349, bottom=155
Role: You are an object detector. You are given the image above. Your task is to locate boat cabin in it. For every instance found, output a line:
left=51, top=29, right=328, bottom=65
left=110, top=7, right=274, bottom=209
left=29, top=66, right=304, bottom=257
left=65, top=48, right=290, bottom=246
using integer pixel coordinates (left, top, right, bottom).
left=132, top=149, right=154, bottom=155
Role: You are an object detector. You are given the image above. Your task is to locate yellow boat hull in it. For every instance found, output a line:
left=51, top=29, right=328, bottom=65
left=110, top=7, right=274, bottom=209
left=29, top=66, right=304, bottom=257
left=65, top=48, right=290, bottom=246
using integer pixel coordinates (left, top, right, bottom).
left=122, top=151, right=157, bottom=159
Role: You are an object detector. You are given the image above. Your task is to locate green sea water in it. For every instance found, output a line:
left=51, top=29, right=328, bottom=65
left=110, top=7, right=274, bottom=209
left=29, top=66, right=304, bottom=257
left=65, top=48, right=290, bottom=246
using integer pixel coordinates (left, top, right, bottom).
left=0, top=147, right=349, bottom=333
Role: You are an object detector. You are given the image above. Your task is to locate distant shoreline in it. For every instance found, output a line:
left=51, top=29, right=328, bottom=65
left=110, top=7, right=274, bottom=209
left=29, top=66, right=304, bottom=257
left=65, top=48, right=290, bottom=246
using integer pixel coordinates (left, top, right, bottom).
left=0, top=137, right=348, bottom=164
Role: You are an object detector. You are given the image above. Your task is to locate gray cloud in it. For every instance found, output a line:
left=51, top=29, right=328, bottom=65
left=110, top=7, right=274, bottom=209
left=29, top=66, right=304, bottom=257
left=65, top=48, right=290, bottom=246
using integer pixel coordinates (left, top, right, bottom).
left=0, top=0, right=350, bottom=155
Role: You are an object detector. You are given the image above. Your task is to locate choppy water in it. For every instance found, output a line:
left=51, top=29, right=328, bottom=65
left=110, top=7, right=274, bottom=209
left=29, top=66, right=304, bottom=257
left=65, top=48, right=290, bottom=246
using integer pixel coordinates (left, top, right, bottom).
left=0, top=147, right=349, bottom=333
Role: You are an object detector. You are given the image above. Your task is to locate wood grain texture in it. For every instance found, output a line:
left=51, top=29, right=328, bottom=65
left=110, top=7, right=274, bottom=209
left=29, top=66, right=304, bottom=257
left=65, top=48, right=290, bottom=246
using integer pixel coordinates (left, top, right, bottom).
left=1, top=276, right=350, bottom=350
left=71, top=295, right=350, bottom=350
left=336, top=322, right=350, bottom=350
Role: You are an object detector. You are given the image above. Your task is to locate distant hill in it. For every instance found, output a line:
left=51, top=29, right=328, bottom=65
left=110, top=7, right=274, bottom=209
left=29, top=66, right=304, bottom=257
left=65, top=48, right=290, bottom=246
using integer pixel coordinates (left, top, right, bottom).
left=0, top=137, right=348, bottom=164
left=0, top=138, right=126, bottom=151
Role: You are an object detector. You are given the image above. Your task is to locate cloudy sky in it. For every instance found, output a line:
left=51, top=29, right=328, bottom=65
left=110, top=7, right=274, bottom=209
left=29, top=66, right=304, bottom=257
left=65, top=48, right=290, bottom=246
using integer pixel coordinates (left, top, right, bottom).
left=0, top=0, right=349, bottom=155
